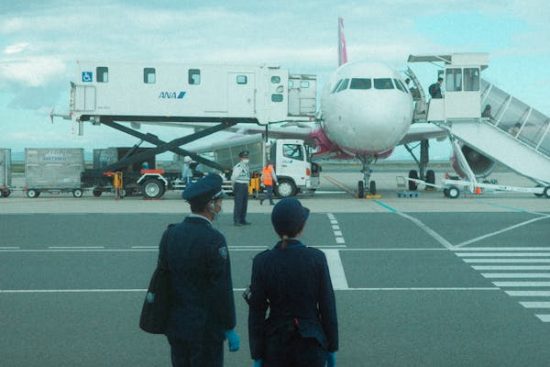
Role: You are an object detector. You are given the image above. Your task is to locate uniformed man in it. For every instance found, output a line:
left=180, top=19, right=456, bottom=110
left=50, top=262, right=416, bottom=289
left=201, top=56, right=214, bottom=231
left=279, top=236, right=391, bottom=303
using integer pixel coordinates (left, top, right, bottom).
left=231, top=150, right=251, bottom=226
left=165, top=173, right=240, bottom=367
left=428, top=77, right=444, bottom=99
left=247, top=198, right=338, bottom=367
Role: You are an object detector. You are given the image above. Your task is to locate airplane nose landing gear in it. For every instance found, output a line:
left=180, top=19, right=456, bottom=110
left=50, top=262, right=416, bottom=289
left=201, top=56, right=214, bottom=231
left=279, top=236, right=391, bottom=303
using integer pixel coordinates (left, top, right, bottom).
left=357, top=156, right=376, bottom=198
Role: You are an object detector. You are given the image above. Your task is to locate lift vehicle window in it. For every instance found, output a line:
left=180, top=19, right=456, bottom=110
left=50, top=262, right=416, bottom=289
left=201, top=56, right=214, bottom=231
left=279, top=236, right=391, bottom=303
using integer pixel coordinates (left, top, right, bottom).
left=350, top=78, right=372, bottom=90
left=236, top=75, right=248, bottom=85
left=271, top=76, right=281, bottom=84
left=300, top=81, right=310, bottom=88
left=336, top=78, right=350, bottom=93
left=446, top=68, right=462, bottom=92
left=96, top=67, right=109, bottom=83
left=271, top=94, right=283, bottom=102
left=373, top=78, right=394, bottom=89
left=143, top=68, right=156, bottom=84
left=188, top=69, right=201, bottom=85
left=331, top=79, right=343, bottom=93
left=283, top=144, right=304, bottom=161
left=463, top=68, right=480, bottom=91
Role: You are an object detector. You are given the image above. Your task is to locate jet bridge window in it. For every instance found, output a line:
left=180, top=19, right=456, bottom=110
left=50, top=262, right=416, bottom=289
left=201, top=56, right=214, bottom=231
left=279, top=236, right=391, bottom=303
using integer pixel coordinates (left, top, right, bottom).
left=446, top=68, right=462, bottom=92
left=188, top=69, right=201, bottom=85
left=96, top=67, right=108, bottom=83
left=463, top=68, right=480, bottom=91
left=271, top=76, right=281, bottom=84
left=373, top=78, right=394, bottom=89
left=271, top=94, right=283, bottom=102
left=143, top=68, right=156, bottom=84
left=350, top=78, right=371, bottom=89
left=236, top=75, right=248, bottom=85
left=283, top=144, right=304, bottom=161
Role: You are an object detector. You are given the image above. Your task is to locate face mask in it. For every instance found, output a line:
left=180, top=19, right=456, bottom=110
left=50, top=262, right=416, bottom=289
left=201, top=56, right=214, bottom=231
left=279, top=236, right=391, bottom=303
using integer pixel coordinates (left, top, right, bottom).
left=242, top=159, right=249, bottom=164
left=208, top=200, right=223, bottom=221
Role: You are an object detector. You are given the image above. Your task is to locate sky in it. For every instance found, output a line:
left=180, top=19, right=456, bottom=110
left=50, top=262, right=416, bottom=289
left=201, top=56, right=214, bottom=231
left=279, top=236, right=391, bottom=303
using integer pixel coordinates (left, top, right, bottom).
left=1, top=0, right=549, bottom=161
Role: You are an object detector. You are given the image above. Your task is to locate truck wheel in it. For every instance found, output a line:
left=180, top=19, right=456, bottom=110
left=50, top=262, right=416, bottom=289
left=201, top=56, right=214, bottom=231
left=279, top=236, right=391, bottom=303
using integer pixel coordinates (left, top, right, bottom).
left=142, top=179, right=165, bottom=199
left=408, top=170, right=418, bottom=191
left=544, top=187, right=550, bottom=199
left=447, top=186, right=460, bottom=199
left=276, top=179, right=297, bottom=198
left=93, top=189, right=102, bottom=197
left=73, top=189, right=83, bottom=198
left=27, top=189, right=38, bottom=198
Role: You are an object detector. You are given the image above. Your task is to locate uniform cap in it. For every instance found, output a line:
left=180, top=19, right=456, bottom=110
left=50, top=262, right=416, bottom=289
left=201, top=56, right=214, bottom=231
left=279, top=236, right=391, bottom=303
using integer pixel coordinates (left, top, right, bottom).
left=271, top=198, right=310, bottom=236
left=182, top=173, right=224, bottom=202
left=239, top=151, right=249, bottom=158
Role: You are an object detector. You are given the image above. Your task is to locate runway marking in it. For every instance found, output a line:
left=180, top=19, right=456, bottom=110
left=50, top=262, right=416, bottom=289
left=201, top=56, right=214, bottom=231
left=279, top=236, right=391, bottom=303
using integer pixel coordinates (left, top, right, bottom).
left=456, top=247, right=550, bottom=251
left=321, top=249, right=349, bottom=290
left=48, top=246, right=105, bottom=249
left=463, top=259, right=550, bottom=263
left=505, top=291, right=550, bottom=297
left=455, top=215, right=550, bottom=248
left=492, top=281, right=550, bottom=287
left=327, top=213, right=346, bottom=245
left=482, top=273, right=550, bottom=278
left=457, top=252, right=550, bottom=257
left=0, top=246, right=19, bottom=250
left=520, top=302, right=550, bottom=308
left=479, top=201, right=550, bottom=216
left=344, top=287, right=499, bottom=291
left=473, top=266, right=550, bottom=270
left=535, top=315, right=550, bottom=322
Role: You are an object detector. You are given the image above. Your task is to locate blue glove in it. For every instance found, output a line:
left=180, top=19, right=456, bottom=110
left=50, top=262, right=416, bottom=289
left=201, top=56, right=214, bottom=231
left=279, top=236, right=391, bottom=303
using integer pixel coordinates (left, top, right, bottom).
left=327, top=352, right=336, bottom=367
left=224, top=329, right=240, bottom=352
left=253, top=360, right=263, bottom=367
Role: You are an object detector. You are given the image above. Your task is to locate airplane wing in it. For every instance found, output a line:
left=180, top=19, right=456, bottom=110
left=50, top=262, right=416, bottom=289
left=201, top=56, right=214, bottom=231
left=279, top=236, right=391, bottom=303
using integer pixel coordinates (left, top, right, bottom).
left=397, top=122, right=448, bottom=146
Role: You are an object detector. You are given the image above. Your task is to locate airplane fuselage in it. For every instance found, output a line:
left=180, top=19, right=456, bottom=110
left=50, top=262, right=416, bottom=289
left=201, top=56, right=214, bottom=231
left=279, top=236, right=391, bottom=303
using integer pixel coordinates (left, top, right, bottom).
left=320, top=62, right=413, bottom=157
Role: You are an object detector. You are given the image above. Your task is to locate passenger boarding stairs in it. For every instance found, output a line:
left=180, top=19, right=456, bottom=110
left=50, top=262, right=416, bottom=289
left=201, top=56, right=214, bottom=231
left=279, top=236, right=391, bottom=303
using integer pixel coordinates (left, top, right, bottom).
left=438, top=79, right=550, bottom=185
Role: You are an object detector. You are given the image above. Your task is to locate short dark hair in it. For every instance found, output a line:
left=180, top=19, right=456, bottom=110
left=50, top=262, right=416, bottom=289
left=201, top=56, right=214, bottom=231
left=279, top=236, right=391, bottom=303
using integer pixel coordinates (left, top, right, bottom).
left=437, top=77, right=443, bottom=82
left=189, top=197, right=210, bottom=213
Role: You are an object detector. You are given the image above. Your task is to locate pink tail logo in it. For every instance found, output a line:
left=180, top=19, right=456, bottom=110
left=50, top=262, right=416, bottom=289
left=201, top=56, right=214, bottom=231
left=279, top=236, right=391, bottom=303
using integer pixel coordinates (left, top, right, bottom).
left=338, top=17, right=348, bottom=66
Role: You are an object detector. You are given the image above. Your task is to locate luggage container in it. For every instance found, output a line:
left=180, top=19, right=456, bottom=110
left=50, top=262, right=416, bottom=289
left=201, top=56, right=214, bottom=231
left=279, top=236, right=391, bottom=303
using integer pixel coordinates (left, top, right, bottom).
left=0, top=148, right=11, bottom=197
left=24, top=148, right=85, bottom=198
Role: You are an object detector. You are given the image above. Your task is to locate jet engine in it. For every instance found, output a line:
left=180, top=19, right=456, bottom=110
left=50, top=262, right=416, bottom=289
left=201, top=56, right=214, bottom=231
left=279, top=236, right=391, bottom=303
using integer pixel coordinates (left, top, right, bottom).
left=451, top=144, right=495, bottom=179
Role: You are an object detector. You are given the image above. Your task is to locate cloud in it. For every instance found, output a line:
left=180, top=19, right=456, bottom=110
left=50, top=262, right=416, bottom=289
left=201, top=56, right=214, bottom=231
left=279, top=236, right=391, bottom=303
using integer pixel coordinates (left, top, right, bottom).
left=4, top=42, right=29, bottom=55
left=0, top=56, right=66, bottom=87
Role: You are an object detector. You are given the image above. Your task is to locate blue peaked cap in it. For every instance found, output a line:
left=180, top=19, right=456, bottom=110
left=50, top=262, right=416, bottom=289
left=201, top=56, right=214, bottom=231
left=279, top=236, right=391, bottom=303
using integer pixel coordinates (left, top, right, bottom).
left=182, top=173, right=224, bottom=201
left=271, top=198, right=310, bottom=235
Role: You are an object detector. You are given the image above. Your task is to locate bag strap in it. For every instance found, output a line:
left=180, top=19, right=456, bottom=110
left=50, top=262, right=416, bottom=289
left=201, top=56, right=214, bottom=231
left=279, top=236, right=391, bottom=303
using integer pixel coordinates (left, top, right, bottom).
left=158, top=224, right=175, bottom=271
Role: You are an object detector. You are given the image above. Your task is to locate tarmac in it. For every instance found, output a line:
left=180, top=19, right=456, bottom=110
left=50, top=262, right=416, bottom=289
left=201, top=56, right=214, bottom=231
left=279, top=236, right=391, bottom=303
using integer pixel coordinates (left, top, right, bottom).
left=1, top=167, right=550, bottom=366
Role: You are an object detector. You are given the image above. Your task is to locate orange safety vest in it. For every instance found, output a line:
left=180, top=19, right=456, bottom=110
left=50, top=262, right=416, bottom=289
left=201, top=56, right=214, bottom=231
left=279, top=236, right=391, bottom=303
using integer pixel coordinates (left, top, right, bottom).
left=262, top=165, right=274, bottom=186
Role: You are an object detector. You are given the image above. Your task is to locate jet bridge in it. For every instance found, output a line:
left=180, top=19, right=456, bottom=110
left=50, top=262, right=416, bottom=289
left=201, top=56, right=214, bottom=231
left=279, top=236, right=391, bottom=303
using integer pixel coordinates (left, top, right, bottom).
left=409, top=53, right=550, bottom=190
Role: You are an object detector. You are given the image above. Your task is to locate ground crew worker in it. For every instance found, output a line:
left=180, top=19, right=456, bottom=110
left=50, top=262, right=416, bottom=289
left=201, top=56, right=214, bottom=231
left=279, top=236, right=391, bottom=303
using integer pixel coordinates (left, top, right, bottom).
left=247, top=198, right=338, bottom=367
left=260, top=160, right=277, bottom=206
left=113, top=171, right=123, bottom=200
left=231, top=150, right=251, bottom=226
left=429, top=77, right=443, bottom=98
left=165, top=173, right=240, bottom=366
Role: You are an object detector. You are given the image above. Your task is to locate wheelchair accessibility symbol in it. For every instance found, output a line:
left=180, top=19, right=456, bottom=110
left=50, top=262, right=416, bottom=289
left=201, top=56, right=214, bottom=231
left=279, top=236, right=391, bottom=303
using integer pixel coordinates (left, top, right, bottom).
left=82, top=72, right=93, bottom=82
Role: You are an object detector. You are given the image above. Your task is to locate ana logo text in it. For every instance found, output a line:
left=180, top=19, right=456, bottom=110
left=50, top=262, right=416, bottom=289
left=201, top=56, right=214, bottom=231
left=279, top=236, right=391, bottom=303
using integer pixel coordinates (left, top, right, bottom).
left=159, top=91, right=186, bottom=99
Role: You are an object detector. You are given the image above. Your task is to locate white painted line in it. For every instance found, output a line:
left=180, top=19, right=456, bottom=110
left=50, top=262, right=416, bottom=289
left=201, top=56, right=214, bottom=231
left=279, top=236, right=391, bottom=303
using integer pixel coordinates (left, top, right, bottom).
left=313, top=245, right=347, bottom=248
left=228, top=246, right=268, bottom=249
left=327, top=213, right=335, bottom=220
left=493, top=281, right=550, bottom=287
left=520, top=302, right=550, bottom=308
left=321, top=249, right=349, bottom=290
left=482, top=273, right=550, bottom=278
left=344, top=287, right=499, bottom=291
left=473, top=266, right=550, bottom=270
left=457, top=253, right=550, bottom=257
left=456, top=247, right=550, bottom=251
left=330, top=220, right=338, bottom=225
left=0, top=246, right=19, bottom=250
left=331, top=225, right=340, bottom=230
left=396, top=212, right=455, bottom=250
left=333, top=231, right=343, bottom=237
left=48, top=246, right=105, bottom=249
left=535, top=314, right=550, bottom=322
left=463, top=259, right=550, bottom=263
left=455, top=216, right=550, bottom=248
left=131, top=246, right=157, bottom=249
left=335, top=237, right=346, bottom=244
left=0, top=289, right=146, bottom=294
left=506, top=291, right=550, bottom=297
left=340, top=248, right=447, bottom=252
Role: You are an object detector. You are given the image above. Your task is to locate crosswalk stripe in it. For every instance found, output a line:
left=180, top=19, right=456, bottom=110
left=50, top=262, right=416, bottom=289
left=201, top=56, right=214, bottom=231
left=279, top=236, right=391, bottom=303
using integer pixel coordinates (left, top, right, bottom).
left=493, top=281, right=550, bottom=287
left=482, top=273, right=550, bottom=278
left=457, top=253, right=550, bottom=257
left=505, top=291, right=550, bottom=297
left=455, top=247, right=550, bottom=251
left=519, top=302, right=550, bottom=308
left=463, top=259, right=550, bottom=263
left=535, top=315, right=550, bottom=322
left=321, top=249, right=349, bottom=290
left=473, top=266, right=550, bottom=270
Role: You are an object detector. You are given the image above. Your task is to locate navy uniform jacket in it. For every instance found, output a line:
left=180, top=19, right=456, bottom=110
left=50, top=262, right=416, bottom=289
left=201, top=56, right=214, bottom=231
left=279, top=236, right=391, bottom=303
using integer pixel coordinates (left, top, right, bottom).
left=248, top=240, right=338, bottom=360
left=164, top=216, right=236, bottom=342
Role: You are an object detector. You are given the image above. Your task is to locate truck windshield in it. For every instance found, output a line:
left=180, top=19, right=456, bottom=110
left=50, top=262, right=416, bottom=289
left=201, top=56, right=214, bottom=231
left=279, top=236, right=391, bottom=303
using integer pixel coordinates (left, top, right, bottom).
left=283, top=144, right=304, bottom=161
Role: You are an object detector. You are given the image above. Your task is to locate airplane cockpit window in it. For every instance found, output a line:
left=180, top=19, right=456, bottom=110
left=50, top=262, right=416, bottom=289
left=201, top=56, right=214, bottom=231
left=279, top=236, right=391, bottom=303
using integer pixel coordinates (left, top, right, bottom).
left=394, top=79, right=406, bottom=93
left=463, top=68, right=480, bottom=92
left=283, top=144, right=304, bottom=161
left=331, top=79, right=343, bottom=93
left=350, top=78, right=371, bottom=90
left=336, top=78, right=350, bottom=93
left=446, top=68, right=462, bottom=92
left=373, top=78, right=394, bottom=89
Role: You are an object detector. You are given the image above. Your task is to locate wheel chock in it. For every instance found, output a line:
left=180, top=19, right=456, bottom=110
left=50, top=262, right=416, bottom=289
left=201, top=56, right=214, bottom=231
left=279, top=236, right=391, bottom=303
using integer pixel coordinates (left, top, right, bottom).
left=397, top=191, right=419, bottom=198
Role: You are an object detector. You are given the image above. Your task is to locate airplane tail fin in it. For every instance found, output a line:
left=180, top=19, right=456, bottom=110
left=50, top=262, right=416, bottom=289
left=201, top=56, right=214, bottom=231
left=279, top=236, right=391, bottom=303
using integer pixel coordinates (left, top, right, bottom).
left=338, top=17, right=348, bottom=66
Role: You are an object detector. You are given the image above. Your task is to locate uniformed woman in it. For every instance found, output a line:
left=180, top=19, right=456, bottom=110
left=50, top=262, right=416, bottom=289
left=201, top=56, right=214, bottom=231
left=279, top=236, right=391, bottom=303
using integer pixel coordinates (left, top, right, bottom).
left=247, top=198, right=338, bottom=367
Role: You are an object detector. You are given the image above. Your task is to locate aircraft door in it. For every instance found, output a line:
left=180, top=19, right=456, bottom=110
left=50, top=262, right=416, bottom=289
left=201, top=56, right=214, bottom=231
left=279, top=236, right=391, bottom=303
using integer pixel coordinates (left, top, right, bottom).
left=266, top=70, right=288, bottom=123
left=444, top=67, right=481, bottom=119
left=227, top=72, right=255, bottom=116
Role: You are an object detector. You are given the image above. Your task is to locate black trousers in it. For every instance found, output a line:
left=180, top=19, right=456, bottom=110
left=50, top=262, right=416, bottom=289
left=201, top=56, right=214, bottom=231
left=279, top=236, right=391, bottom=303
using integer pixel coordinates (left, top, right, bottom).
left=264, top=331, right=326, bottom=367
left=233, top=182, right=248, bottom=224
left=167, top=336, right=223, bottom=367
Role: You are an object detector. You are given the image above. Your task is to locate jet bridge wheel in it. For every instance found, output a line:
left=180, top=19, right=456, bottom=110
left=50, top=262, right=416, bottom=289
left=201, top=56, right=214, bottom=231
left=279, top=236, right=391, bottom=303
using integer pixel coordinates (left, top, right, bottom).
left=142, top=178, right=165, bottom=199
left=357, top=181, right=365, bottom=198
left=408, top=170, right=418, bottom=191
left=72, top=189, right=83, bottom=198
left=27, top=189, right=39, bottom=198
